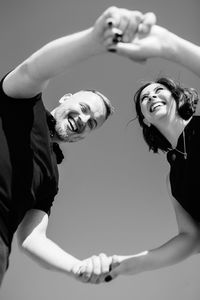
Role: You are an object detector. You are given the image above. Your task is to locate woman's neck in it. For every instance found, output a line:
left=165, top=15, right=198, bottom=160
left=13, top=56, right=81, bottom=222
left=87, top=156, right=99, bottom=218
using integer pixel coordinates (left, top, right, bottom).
left=156, top=116, right=191, bottom=148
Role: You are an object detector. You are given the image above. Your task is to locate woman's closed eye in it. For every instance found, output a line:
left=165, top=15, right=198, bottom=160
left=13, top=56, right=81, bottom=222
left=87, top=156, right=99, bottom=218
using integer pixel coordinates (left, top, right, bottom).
left=155, top=87, right=164, bottom=93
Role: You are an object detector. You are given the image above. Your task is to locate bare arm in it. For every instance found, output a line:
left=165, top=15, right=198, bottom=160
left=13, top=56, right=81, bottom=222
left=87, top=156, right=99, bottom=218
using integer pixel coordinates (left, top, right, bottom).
left=109, top=24, right=200, bottom=78
left=17, top=209, right=81, bottom=276
left=3, top=28, right=105, bottom=99
left=18, top=209, right=113, bottom=284
left=3, top=7, right=152, bottom=99
left=107, top=174, right=200, bottom=280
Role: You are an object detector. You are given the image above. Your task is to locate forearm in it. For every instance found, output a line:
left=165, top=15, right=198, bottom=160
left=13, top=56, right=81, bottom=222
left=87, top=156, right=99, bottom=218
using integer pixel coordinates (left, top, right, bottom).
left=21, top=234, right=80, bottom=276
left=25, top=28, right=104, bottom=81
left=120, top=232, right=200, bottom=275
left=162, top=30, right=200, bottom=78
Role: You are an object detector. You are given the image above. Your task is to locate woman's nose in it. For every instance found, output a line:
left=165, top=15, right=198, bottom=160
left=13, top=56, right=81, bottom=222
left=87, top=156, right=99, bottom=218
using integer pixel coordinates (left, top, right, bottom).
left=148, top=94, right=157, bottom=101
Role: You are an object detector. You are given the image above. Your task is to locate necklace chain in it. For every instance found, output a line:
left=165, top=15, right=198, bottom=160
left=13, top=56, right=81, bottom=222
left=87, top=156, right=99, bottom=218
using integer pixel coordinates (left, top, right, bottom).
left=168, top=129, right=187, bottom=159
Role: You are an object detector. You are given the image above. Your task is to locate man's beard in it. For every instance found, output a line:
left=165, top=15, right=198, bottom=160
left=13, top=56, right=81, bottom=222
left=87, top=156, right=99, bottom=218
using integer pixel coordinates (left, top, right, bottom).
left=55, top=123, right=76, bottom=143
left=55, top=123, right=70, bottom=142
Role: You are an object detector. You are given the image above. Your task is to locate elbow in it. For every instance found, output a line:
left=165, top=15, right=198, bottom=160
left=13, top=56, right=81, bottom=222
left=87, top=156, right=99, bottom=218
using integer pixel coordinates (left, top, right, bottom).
left=193, top=227, right=200, bottom=253
left=181, top=227, right=200, bottom=254
left=19, top=234, right=53, bottom=270
left=19, top=233, right=37, bottom=254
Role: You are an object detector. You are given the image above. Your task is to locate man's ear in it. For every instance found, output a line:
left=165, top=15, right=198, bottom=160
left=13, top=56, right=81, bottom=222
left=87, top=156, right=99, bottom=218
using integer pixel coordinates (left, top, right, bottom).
left=143, top=118, right=151, bottom=127
left=59, top=93, right=72, bottom=104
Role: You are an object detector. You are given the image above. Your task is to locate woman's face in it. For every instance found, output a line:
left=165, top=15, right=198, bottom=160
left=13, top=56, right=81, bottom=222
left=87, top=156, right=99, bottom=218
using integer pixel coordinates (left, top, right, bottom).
left=139, top=83, right=177, bottom=127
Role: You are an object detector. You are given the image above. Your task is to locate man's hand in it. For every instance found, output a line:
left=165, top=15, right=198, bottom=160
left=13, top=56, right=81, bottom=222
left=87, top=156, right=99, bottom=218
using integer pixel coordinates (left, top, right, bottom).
left=72, top=253, right=112, bottom=284
left=91, top=6, right=157, bottom=53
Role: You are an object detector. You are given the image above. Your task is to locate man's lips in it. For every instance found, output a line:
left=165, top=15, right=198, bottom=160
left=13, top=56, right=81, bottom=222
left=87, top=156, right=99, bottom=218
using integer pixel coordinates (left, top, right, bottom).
left=67, top=116, right=85, bottom=133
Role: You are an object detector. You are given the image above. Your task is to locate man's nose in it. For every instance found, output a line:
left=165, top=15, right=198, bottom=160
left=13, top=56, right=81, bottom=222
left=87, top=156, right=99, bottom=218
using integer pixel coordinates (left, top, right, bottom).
left=81, top=114, right=90, bottom=123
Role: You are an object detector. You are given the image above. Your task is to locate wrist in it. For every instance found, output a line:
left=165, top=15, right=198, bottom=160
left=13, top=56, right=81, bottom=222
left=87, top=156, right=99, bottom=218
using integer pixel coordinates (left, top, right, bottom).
left=68, top=257, right=81, bottom=274
left=162, top=30, right=180, bottom=61
left=88, top=27, right=108, bottom=55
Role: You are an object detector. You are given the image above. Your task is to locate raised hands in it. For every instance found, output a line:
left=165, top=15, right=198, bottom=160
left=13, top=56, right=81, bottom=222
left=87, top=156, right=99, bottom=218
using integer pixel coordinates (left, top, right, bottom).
left=91, top=6, right=157, bottom=54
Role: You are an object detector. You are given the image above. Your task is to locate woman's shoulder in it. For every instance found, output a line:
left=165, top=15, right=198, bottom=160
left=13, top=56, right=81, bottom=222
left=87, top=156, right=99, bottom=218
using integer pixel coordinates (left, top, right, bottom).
left=188, top=115, right=200, bottom=131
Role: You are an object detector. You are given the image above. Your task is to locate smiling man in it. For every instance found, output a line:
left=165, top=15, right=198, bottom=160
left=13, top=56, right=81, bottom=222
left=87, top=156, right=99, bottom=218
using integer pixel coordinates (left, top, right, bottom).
left=0, top=6, right=156, bottom=288
left=51, top=90, right=111, bottom=143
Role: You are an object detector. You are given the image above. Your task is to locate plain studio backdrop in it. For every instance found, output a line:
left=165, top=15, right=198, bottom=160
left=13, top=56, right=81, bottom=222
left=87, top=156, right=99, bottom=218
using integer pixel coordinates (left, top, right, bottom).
left=0, top=0, right=200, bottom=299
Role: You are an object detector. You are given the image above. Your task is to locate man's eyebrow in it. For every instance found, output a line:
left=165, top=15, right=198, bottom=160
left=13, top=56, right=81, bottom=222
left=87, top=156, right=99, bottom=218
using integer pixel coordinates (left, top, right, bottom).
left=80, top=102, right=91, bottom=111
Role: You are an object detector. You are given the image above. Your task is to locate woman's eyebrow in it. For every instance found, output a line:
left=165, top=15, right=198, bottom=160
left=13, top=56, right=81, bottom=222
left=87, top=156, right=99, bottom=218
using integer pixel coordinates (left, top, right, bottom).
left=141, top=86, right=163, bottom=100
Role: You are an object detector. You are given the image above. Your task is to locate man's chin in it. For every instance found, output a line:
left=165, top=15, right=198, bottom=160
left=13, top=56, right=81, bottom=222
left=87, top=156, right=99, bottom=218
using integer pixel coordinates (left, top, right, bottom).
left=55, top=129, right=83, bottom=143
left=58, top=134, right=79, bottom=143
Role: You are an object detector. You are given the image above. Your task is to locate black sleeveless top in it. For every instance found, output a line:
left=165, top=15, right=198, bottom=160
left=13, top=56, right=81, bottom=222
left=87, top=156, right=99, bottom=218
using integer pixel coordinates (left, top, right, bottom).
left=167, top=116, right=200, bottom=221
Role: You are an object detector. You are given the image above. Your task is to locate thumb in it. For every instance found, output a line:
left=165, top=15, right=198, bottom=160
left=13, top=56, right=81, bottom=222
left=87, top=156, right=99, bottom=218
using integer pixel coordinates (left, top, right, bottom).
left=105, top=266, right=121, bottom=282
left=108, top=42, right=147, bottom=63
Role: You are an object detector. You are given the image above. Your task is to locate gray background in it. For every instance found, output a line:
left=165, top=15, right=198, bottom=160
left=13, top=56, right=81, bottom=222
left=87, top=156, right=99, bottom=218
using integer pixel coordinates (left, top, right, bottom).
left=1, top=0, right=200, bottom=299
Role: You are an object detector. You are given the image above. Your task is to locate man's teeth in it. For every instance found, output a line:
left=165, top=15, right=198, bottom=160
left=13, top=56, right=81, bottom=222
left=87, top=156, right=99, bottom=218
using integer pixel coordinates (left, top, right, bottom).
left=68, top=117, right=77, bottom=131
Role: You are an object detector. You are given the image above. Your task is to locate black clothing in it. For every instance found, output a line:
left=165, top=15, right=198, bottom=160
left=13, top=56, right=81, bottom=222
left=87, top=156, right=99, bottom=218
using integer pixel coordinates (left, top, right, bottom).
left=0, top=77, right=60, bottom=248
left=0, top=235, right=9, bottom=286
left=46, top=111, right=64, bottom=164
left=167, top=116, right=200, bottom=221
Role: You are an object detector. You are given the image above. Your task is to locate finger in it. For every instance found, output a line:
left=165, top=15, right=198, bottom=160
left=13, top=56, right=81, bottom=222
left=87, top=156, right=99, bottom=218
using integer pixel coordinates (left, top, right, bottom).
left=104, top=255, right=121, bottom=282
left=123, top=11, right=143, bottom=42
left=108, top=42, right=144, bottom=60
left=76, top=265, right=91, bottom=283
left=80, top=259, right=93, bottom=283
left=139, top=12, right=157, bottom=34
left=106, top=17, right=115, bottom=28
left=103, top=27, right=123, bottom=43
left=105, top=8, right=130, bottom=34
left=98, top=253, right=113, bottom=283
left=103, top=6, right=122, bottom=29
left=104, top=266, right=120, bottom=282
left=89, top=256, right=101, bottom=284
left=99, top=253, right=112, bottom=274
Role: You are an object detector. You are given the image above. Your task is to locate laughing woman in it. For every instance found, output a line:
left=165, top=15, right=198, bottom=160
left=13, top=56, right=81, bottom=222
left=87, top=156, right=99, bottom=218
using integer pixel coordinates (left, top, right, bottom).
left=105, top=19, right=200, bottom=281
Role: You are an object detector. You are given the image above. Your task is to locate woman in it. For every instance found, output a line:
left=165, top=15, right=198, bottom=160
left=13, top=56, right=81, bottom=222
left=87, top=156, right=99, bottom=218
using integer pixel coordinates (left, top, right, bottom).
left=105, top=20, right=200, bottom=281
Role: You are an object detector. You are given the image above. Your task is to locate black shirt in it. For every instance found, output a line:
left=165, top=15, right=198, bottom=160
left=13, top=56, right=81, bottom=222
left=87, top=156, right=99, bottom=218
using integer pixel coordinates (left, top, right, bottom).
left=0, top=77, right=59, bottom=248
left=167, top=116, right=200, bottom=222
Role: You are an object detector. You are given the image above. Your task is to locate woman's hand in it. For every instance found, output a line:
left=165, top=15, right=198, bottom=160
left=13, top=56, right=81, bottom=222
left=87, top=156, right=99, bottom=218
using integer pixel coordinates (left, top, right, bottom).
left=105, top=252, right=149, bottom=282
left=107, top=25, right=171, bottom=63
left=91, top=6, right=156, bottom=54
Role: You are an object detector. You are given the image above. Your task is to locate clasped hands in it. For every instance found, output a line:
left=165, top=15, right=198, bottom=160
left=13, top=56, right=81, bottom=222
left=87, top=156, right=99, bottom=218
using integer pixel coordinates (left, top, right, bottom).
left=72, top=253, right=120, bottom=284
left=94, top=6, right=164, bottom=62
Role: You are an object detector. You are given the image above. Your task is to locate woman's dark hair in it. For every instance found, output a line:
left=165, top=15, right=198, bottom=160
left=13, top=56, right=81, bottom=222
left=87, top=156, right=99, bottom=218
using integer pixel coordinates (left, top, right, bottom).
left=134, top=77, right=199, bottom=153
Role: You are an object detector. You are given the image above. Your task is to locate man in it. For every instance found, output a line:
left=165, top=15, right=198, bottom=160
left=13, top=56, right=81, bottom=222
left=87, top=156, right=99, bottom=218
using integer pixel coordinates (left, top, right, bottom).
left=0, top=7, right=156, bottom=286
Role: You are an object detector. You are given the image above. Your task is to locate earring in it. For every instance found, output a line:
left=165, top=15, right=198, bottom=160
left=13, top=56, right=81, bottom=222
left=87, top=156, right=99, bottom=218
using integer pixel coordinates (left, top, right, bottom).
left=143, top=119, right=151, bottom=127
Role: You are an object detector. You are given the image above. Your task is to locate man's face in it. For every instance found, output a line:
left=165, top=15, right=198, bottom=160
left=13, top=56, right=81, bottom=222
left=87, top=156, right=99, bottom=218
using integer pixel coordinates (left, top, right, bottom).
left=53, top=91, right=107, bottom=142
